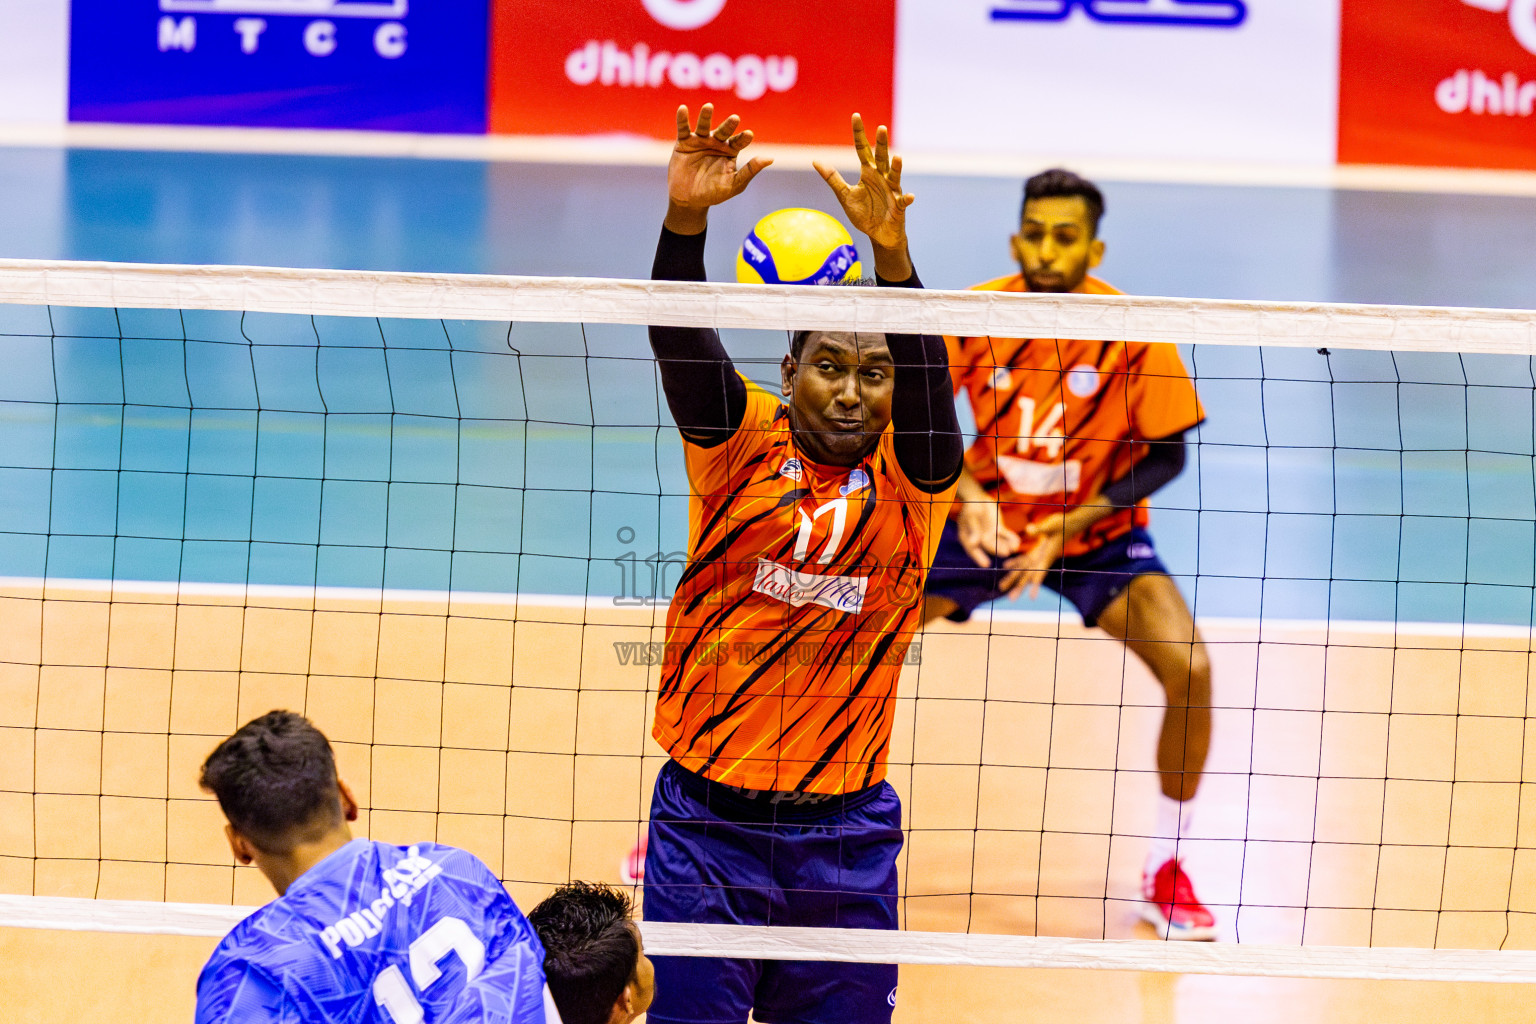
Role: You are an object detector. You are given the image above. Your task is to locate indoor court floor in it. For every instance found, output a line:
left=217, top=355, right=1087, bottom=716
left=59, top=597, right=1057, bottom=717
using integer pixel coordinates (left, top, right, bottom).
left=1, top=142, right=1535, bottom=1021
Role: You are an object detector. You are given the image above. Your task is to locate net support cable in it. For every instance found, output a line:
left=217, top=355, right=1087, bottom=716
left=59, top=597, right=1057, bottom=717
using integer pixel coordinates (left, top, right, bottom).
left=0, top=259, right=1533, bottom=355
left=3, top=895, right=1535, bottom=985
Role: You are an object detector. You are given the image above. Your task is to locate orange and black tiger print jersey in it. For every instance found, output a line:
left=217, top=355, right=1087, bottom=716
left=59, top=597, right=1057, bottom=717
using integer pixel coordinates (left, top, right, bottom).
left=947, top=273, right=1206, bottom=558
left=652, top=385, right=956, bottom=795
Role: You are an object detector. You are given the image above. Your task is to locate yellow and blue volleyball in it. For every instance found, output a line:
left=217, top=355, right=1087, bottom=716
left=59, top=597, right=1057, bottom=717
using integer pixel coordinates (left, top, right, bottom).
left=736, top=208, right=862, bottom=285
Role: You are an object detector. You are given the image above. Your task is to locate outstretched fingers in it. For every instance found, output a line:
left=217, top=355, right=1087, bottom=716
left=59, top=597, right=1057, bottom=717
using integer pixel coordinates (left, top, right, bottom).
left=675, top=105, right=692, bottom=142
left=694, top=103, right=715, bottom=136
left=850, top=113, right=875, bottom=168
left=734, top=156, right=773, bottom=193
left=812, top=160, right=853, bottom=201
left=873, top=124, right=891, bottom=176
left=712, top=113, right=741, bottom=142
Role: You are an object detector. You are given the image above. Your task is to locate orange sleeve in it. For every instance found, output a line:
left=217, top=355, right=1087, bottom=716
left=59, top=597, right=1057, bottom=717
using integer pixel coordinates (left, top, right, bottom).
left=682, top=386, right=780, bottom=500
left=1127, top=343, right=1205, bottom=441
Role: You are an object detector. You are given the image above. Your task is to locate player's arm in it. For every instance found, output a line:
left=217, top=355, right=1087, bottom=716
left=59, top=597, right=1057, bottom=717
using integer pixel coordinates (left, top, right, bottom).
left=815, top=115, right=962, bottom=492
left=649, top=104, right=772, bottom=449
left=1004, top=430, right=1188, bottom=598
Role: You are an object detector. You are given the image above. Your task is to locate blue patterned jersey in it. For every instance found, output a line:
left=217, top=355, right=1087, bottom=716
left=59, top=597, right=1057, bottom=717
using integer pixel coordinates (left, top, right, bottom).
left=196, top=839, right=555, bottom=1024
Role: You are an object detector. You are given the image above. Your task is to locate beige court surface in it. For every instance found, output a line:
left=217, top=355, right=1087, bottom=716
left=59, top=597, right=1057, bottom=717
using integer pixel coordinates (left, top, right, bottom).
left=1, top=582, right=1534, bottom=1021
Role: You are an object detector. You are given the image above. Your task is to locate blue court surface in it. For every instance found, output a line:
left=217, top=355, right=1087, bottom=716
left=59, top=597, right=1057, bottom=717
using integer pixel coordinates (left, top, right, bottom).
left=1, top=146, right=1535, bottom=625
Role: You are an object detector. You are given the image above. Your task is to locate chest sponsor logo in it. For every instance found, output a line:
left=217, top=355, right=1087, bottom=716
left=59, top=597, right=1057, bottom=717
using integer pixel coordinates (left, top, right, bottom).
left=753, top=558, right=867, bottom=614
left=779, top=458, right=804, bottom=482
left=990, top=0, right=1247, bottom=27
left=840, top=468, right=871, bottom=496
left=997, top=454, right=1081, bottom=496
left=1066, top=362, right=1101, bottom=397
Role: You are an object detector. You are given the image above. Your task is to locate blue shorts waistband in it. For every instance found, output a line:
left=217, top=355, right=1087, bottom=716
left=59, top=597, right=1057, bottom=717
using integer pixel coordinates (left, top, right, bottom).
left=664, top=760, right=888, bottom=823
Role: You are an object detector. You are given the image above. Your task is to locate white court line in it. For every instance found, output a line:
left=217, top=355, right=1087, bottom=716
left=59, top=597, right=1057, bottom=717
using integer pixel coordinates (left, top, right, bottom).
left=0, top=576, right=1529, bottom=644
left=0, top=260, right=1532, bottom=355
left=3, top=122, right=1536, bottom=197
left=2, top=894, right=1534, bottom=983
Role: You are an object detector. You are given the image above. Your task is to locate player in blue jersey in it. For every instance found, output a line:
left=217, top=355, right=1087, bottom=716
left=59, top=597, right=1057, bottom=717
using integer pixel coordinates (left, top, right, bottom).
left=529, top=882, right=653, bottom=1024
left=195, top=711, right=558, bottom=1024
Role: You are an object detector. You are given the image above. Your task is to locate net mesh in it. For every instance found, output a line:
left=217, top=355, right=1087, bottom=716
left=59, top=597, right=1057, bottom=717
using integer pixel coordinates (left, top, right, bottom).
left=0, top=262, right=1533, bottom=979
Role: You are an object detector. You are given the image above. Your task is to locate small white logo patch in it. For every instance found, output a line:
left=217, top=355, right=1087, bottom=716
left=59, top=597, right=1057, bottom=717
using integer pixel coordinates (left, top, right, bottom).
left=779, top=458, right=804, bottom=482
left=752, top=559, right=866, bottom=614
left=988, top=366, right=1011, bottom=391
left=1066, top=363, right=1100, bottom=397
left=887, top=987, right=898, bottom=1008
left=840, top=468, right=870, bottom=496
left=1127, top=542, right=1156, bottom=560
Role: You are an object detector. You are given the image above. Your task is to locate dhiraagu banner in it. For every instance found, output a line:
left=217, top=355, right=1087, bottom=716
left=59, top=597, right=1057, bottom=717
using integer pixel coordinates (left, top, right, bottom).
left=67, top=0, right=489, bottom=133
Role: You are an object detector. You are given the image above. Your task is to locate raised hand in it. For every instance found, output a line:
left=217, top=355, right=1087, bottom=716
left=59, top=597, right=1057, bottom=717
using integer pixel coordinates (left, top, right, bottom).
left=813, top=114, right=914, bottom=254
left=667, top=104, right=772, bottom=216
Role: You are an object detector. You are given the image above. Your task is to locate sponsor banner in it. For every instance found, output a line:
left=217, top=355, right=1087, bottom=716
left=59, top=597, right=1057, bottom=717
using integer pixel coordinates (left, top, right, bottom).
left=1339, top=0, right=1536, bottom=169
left=488, top=0, right=896, bottom=145
left=895, top=0, right=1340, bottom=165
left=68, top=0, right=488, bottom=133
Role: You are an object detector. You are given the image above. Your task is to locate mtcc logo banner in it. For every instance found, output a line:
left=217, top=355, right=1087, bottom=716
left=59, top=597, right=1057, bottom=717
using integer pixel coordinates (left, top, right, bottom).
left=68, top=0, right=488, bottom=132
left=990, top=0, right=1246, bottom=26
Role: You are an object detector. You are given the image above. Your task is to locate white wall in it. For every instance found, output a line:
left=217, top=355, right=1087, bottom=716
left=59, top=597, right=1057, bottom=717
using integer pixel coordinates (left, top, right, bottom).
left=896, top=0, right=1341, bottom=166
left=0, top=0, right=70, bottom=124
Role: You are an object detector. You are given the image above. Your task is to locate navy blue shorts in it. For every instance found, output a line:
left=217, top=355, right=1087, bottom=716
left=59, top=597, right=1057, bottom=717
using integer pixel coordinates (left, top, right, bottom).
left=925, top=520, right=1169, bottom=628
left=642, top=759, right=902, bottom=1024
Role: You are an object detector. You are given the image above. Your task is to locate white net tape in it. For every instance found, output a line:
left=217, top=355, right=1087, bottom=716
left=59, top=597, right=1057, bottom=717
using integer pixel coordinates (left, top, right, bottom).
left=0, top=258, right=1532, bottom=355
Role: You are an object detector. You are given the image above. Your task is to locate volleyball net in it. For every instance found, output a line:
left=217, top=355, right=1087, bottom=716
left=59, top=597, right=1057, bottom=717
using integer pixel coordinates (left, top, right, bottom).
left=0, top=260, right=1533, bottom=983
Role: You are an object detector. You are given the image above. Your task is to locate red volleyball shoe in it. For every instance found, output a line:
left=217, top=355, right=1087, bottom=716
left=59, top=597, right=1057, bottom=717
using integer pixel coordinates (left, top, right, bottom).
left=620, top=836, right=647, bottom=886
left=1139, top=857, right=1218, bottom=941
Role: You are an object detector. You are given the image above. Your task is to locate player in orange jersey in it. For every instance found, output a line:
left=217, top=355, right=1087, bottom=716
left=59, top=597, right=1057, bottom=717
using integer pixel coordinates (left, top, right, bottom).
left=637, top=104, right=961, bottom=1024
left=924, top=169, right=1217, bottom=940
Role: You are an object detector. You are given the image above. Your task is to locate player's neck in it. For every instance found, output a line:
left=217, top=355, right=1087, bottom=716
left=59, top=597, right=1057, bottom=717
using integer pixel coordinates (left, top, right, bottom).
left=262, top=827, right=355, bottom=896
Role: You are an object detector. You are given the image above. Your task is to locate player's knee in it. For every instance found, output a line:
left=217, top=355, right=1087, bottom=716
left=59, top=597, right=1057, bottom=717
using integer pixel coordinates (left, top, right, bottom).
left=1156, top=642, right=1209, bottom=707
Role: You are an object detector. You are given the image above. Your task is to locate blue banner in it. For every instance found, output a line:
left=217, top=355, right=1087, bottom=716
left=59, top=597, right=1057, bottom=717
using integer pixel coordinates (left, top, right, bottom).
left=69, top=1, right=487, bottom=133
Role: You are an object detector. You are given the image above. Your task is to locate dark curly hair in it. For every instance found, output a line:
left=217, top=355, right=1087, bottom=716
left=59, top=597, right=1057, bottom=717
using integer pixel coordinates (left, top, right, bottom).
left=199, top=710, right=341, bottom=854
left=529, top=881, right=640, bottom=1024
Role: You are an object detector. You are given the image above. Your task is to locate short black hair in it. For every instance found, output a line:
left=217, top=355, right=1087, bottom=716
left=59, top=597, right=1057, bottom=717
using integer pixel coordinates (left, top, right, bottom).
left=1022, top=168, right=1106, bottom=237
left=199, top=710, right=342, bottom=854
left=789, top=277, right=875, bottom=358
left=529, top=882, right=639, bottom=1024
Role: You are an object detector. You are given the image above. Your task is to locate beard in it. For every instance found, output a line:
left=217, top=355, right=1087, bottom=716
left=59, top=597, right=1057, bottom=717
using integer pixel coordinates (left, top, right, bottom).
left=1023, top=265, right=1084, bottom=293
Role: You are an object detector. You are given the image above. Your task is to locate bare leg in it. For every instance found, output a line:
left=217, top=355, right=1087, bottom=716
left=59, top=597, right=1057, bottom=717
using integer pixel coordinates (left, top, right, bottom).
left=1094, top=573, right=1211, bottom=802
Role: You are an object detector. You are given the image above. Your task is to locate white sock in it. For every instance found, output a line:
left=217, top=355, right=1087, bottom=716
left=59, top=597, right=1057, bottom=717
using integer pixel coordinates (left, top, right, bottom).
left=1146, top=794, right=1193, bottom=872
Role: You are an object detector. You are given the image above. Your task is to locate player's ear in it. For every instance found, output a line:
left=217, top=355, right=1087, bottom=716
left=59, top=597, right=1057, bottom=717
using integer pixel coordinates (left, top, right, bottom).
left=1009, top=232, right=1025, bottom=266
left=1087, top=236, right=1105, bottom=270
left=781, top=353, right=795, bottom=396
left=608, top=985, right=634, bottom=1024
left=337, top=778, right=360, bottom=822
left=225, top=824, right=256, bottom=866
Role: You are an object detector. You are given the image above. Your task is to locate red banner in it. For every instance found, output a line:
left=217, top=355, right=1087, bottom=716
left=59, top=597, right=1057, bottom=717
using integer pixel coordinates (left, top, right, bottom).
left=488, top=0, right=894, bottom=145
left=1339, top=0, right=1536, bottom=169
